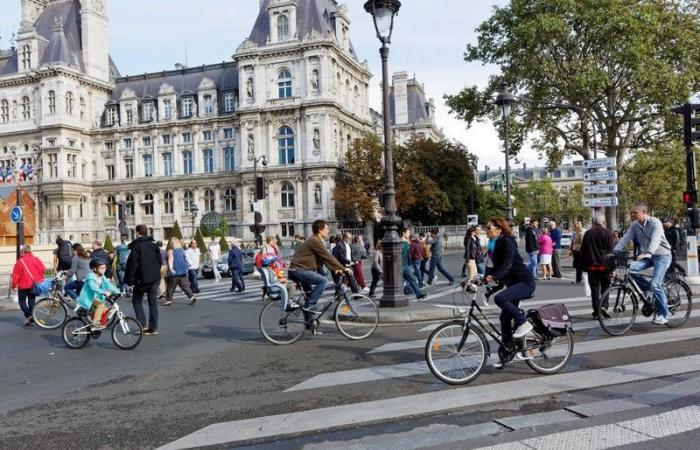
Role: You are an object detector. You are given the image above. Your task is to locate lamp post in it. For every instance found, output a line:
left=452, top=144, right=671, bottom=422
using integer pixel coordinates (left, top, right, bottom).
left=494, top=82, right=516, bottom=225
left=252, top=155, right=267, bottom=248
left=32, top=145, right=43, bottom=244
left=189, top=203, right=199, bottom=239
left=365, top=0, right=405, bottom=307
left=10, top=148, right=23, bottom=260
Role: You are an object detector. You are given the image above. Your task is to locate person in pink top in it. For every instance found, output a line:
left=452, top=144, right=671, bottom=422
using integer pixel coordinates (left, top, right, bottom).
left=537, top=228, right=553, bottom=280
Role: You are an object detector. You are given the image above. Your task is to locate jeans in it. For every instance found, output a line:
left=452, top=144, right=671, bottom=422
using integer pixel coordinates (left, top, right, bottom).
left=188, top=269, right=200, bottom=293
left=527, top=252, right=538, bottom=278
left=230, top=268, right=245, bottom=292
left=64, top=280, right=84, bottom=300
left=494, top=281, right=536, bottom=344
left=132, top=282, right=159, bottom=330
left=402, top=267, right=422, bottom=297
left=117, top=268, right=128, bottom=293
left=420, top=260, right=430, bottom=278
left=288, top=269, right=327, bottom=310
left=428, top=256, right=454, bottom=283
left=477, top=262, right=485, bottom=276
left=412, top=260, right=424, bottom=287
left=332, top=271, right=360, bottom=296
left=629, top=254, right=672, bottom=317
left=17, top=288, right=36, bottom=319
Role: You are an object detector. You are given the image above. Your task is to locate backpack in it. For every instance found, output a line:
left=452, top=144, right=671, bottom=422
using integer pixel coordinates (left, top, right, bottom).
left=57, top=241, right=72, bottom=267
left=529, top=304, right=572, bottom=337
left=116, top=245, right=130, bottom=270
left=254, top=250, right=265, bottom=268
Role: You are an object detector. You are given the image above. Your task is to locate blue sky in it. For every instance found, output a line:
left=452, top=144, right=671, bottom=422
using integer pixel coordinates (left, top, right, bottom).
left=0, top=0, right=545, bottom=170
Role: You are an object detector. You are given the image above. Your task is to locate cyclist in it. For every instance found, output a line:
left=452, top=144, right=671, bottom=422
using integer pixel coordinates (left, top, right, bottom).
left=77, top=259, right=121, bottom=330
left=484, top=218, right=536, bottom=368
left=614, top=203, right=673, bottom=325
left=287, top=220, right=350, bottom=324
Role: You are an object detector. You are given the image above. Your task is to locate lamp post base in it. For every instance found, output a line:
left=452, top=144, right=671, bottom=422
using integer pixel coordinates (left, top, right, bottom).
left=380, top=214, right=408, bottom=308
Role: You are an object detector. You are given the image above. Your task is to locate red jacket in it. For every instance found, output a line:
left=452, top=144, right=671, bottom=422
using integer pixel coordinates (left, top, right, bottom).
left=12, top=253, right=46, bottom=290
left=409, top=240, right=424, bottom=262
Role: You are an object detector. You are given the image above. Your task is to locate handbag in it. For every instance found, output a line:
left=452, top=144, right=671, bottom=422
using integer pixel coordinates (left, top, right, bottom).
left=20, top=258, right=42, bottom=296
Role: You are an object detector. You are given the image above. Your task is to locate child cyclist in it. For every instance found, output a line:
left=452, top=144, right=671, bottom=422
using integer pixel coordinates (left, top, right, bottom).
left=77, top=259, right=121, bottom=329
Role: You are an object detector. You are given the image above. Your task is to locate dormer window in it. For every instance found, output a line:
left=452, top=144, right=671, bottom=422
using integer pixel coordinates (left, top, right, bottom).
left=278, top=14, right=290, bottom=41
left=48, top=91, right=56, bottom=114
left=106, top=107, right=116, bottom=126
left=182, top=97, right=193, bottom=117
left=278, top=69, right=293, bottom=98
left=21, top=45, right=31, bottom=70
left=224, top=92, right=236, bottom=112
left=142, top=102, right=155, bottom=122
left=162, top=99, right=173, bottom=119
left=65, top=92, right=73, bottom=115
left=203, top=94, right=214, bottom=114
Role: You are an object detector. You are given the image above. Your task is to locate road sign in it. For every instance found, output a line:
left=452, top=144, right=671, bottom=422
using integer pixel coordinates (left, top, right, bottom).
left=583, top=170, right=617, bottom=182
left=10, top=206, right=22, bottom=224
left=582, top=157, right=616, bottom=169
left=584, top=197, right=619, bottom=207
left=584, top=184, right=618, bottom=194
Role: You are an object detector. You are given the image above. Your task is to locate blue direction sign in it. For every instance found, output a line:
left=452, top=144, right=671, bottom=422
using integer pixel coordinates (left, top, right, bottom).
left=10, top=206, right=23, bottom=224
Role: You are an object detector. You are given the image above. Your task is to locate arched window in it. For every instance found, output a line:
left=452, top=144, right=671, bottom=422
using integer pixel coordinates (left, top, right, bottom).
left=163, top=191, right=174, bottom=214
left=0, top=100, right=8, bottom=122
left=48, top=91, right=56, bottom=114
left=278, top=69, right=292, bottom=98
left=22, top=96, right=31, bottom=119
left=183, top=190, right=194, bottom=212
left=125, top=193, right=135, bottom=216
left=79, top=196, right=87, bottom=218
left=278, top=126, right=295, bottom=165
left=106, top=195, right=116, bottom=217
left=280, top=181, right=295, bottom=208
left=224, top=187, right=237, bottom=211
left=203, top=189, right=215, bottom=212
left=277, top=14, right=290, bottom=41
left=65, top=92, right=73, bottom=115
left=143, top=193, right=154, bottom=215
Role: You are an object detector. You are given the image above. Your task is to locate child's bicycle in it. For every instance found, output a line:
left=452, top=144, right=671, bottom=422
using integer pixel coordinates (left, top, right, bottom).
left=425, top=277, right=574, bottom=385
left=61, top=294, right=143, bottom=350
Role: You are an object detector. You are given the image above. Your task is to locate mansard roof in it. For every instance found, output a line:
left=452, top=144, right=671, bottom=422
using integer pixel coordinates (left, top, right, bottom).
left=389, top=79, right=432, bottom=126
left=109, top=62, right=239, bottom=103
left=248, top=0, right=360, bottom=62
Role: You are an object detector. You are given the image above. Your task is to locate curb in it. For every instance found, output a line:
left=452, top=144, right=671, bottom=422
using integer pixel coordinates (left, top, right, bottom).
left=0, top=301, right=19, bottom=312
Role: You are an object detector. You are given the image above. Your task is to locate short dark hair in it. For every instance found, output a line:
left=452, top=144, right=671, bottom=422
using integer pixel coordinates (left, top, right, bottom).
left=135, top=224, right=148, bottom=236
left=312, top=219, right=328, bottom=234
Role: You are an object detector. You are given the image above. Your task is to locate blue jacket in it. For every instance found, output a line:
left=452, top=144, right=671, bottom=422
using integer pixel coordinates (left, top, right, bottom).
left=490, top=234, right=534, bottom=286
left=550, top=228, right=562, bottom=249
left=228, top=247, right=243, bottom=269
left=427, top=235, right=442, bottom=258
left=77, top=272, right=121, bottom=311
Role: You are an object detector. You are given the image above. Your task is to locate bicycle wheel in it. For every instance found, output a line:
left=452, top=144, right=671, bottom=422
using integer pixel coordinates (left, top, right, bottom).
left=425, top=322, right=488, bottom=385
left=111, top=317, right=143, bottom=350
left=32, top=297, right=67, bottom=330
left=259, top=300, right=306, bottom=345
left=598, top=286, right=637, bottom=336
left=334, top=294, right=379, bottom=340
left=526, top=330, right=574, bottom=374
left=664, top=279, right=692, bottom=328
left=62, top=317, right=91, bottom=349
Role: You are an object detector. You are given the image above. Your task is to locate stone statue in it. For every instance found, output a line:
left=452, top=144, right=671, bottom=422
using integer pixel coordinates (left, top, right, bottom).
left=311, top=69, right=319, bottom=92
left=247, top=134, right=254, bottom=160
left=314, top=184, right=322, bottom=207
left=246, top=78, right=254, bottom=101
left=313, top=128, right=320, bottom=154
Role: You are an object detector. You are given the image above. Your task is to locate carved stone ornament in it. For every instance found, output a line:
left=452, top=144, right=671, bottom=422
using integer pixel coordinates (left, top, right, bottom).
left=247, top=134, right=255, bottom=161
left=312, top=128, right=321, bottom=155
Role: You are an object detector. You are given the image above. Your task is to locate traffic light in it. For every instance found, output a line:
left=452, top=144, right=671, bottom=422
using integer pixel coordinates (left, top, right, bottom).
left=254, top=211, right=262, bottom=224
left=671, top=103, right=700, bottom=147
left=683, top=190, right=697, bottom=206
left=256, top=176, right=265, bottom=200
left=117, top=203, right=125, bottom=221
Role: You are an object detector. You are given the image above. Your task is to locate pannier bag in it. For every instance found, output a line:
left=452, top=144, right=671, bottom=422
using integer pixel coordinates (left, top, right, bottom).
left=530, top=303, right=572, bottom=337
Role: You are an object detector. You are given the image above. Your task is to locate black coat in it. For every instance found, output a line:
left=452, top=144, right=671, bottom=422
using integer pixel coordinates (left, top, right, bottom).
left=90, top=248, right=113, bottom=279
left=125, top=236, right=162, bottom=285
left=525, top=226, right=539, bottom=253
left=332, top=242, right=352, bottom=266
left=490, top=235, right=534, bottom=286
left=580, top=224, right=614, bottom=271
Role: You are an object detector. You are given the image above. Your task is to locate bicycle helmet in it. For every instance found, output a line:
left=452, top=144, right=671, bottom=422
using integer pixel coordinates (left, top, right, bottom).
left=261, top=255, right=278, bottom=267
left=89, top=258, right=106, bottom=270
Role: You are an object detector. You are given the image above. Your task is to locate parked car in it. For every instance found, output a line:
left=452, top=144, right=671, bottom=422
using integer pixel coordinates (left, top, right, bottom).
left=201, top=249, right=256, bottom=278
left=560, top=232, right=573, bottom=249
left=201, top=261, right=231, bottom=279
left=241, top=249, right=255, bottom=274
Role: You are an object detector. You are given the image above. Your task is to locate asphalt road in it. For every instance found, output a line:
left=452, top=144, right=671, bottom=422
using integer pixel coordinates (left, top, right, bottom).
left=1, top=251, right=698, bottom=450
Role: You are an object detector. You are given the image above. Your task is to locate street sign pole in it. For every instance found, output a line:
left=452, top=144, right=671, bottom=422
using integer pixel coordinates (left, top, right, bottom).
left=582, top=158, right=618, bottom=228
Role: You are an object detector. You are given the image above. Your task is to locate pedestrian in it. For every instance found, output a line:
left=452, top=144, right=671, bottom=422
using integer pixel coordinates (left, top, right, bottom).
left=462, top=226, right=478, bottom=280
left=90, top=240, right=113, bottom=280
left=63, top=244, right=90, bottom=301
left=332, top=232, right=360, bottom=294
left=185, top=240, right=201, bottom=294
left=570, top=222, right=584, bottom=285
left=291, top=235, right=302, bottom=251
left=524, top=219, right=540, bottom=279
left=663, top=218, right=685, bottom=277
left=351, top=235, right=369, bottom=292
left=53, top=236, right=73, bottom=272
left=163, top=237, right=197, bottom=306
left=401, top=229, right=427, bottom=299
left=369, top=241, right=383, bottom=298
left=260, top=236, right=280, bottom=258
left=115, top=238, right=131, bottom=295
left=419, top=233, right=431, bottom=280
left=207, top=236, right=222, bottom=282
left=461, top=228, right=471, bottom=278
left=228, top=238, right=245, bottom=293
left=125, top=225, right=162, bottom=335
left=11, top=245, right=46, bottom=327
left=77, top=259, right=121, bottom=329
left=157, top=241, right=168, bottom=298
left=409, top=233, right=425, bottom=287
left=538, top=227, right=553, bottom=280
left=580, top=213, right=614, bottom=319
left=474, top=225, right=485, bottom=275
left=426, top=229, right=454, bottom=286
left=329, top=236, right=337, bottom=253
left=484, top=232, right=497, bottom=277
left=548, top=221, right=562, bottom=278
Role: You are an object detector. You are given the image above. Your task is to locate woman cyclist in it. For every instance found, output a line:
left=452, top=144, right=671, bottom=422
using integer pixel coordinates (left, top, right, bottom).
left=485, top=218, right=536, bottom=368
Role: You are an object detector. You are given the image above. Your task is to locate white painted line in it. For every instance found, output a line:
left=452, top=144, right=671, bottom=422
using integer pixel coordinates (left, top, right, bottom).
left=158, top=356, right=700, bottom=450
left=293, top=326, right=700, bottom=391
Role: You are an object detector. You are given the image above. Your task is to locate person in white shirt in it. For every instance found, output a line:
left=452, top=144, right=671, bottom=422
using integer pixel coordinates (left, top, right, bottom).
left=185, top=240, right=201, bottom=293
left=207, top=237, right=222, bottom=282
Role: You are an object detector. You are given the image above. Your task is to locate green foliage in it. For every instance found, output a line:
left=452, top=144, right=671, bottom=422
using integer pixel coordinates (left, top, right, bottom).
left=103, top=234, right=114, bottom=252
left=171, top=220, right=184, bottom=240
left=194, top=227, right=208, bottom=254
left=200, top=217, right=229, bottom=238
left=560, top=184, right=591, bottom=226
left=512, top=179, right=562, bottom=223
left=219, top=236, right=230, bottom=253
left=476, top=187, right=506, bottom=224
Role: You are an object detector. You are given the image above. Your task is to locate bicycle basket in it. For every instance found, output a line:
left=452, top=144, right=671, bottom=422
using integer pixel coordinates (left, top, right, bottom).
left=530, top=303, right=572, bottom=337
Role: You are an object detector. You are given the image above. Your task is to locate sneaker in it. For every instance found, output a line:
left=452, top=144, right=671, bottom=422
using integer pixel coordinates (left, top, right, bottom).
left=160, top=300, right=172, bottom=306
left=91, top=323, right=106, bottom=330
left=493, top=360, right=505, bottom=369
left=287, top=300, right=301, bottom=309
left=431, top=275, right=438, bottom=284
left=417, top=292, right=428, bottom=300
left=513, top=321, right=533, bottom=338
left=312, top=328, right=323, bottom=335
left=653, top=315, right=669, bottom=325
left=188, top=295, right=197, bottom=305
left=360, top=287, right=370, bottom=294
left=144, top=328, right=159, bottom=336
left=23, top=317, right=34, bottom=328
left=448, top=280, right=454, bottom=286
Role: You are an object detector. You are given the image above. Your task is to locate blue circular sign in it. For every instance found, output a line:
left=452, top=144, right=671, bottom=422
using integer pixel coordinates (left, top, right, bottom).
left=10, top=206, right=23, bottom=224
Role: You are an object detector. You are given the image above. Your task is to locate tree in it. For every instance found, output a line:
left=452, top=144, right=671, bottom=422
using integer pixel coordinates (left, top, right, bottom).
left=103, top=234, right=114, bottom=252
left=333, top=135, right=384, bottom=223
left=476, top=187, right=506, bottom=223
left=446, top=0, right=700, bottom=229
left=194, top=227, right=208, bottom=254
left=171, top=220, right=184, bottom=240
left=560, top=184, right=591, bottom=226
left=512, top=179, right=562, bottom=223
left=219, top=235, right=230, bottom=253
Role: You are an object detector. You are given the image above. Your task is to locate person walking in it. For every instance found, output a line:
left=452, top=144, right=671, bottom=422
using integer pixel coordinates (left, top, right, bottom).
left=580, top=213, right=614, bottom=319
left=426, top=229, right=454, bottom=286
left=53, top=236, right=73, bottom=272
left=332, top=232, right=360, bottom=294
left=207, top=236, right=222, bottom=282
left=473, top=225, right=485, bottom=275
left=90, top=240, right=113, bottom=280
left=369, top=241, right=383, bottom=298
left=663, top=218, right=685, bottom=277
left=409, top=234, right=425, bottom=287
left=125, top=225, right=162, bottom=335
left=524, top=219, right=540, bottom=279
left=115, top=238, right=131, bottom=295
left=184, top=240, right=201, bottom=294
left=462, top=226, right=478, bottom=280
left=401, top=229, right=427, bottom=299
left=63, top=244, right=91, bottom=301
left=157, top=241, right=168, bottom=298
left=11, top=245, right=46, bottom=327
left=163, top=237, right=197, bottom=306
left=548, top=221, right=563, bottom=278
left=461, top=228, right=471, bottom=278
left=228, top=238, right=245, bottom=293
left=351, top=235, right=369, bottom=292
left=570, top=222, right=584, bottom=285
left=419, top=233, right=431, bottom=280
left=538, top=227, right=554, bottom=280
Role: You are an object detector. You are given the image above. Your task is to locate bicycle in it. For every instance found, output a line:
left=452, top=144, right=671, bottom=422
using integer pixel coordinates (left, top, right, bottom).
left=61, top=294, right=143, bottom=350
left=425, top=277, right=574, bottom=385
left=259, top=271, right=379, bottom=344
left=32, top=272, right=75, bottom=330
left=597, top=252, right=692, bottom=336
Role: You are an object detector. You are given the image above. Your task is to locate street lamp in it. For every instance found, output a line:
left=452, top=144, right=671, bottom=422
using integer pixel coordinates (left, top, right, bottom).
left=189, top=203, right=199, bottom=239
left=252, top=155, right=267, bottom=248
left=10, top=147, right=23, bottom=260
left=494, top=82, right=516, bottom=225
left=364, top=0, right=406, bottom=307
left=31, top=145, right=43, bottom=245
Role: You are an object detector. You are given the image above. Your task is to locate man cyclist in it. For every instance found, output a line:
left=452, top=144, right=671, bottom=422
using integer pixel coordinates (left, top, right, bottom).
left=288, top=220, right=351, bottom=328
left=614, top=203, right=672, bottom=325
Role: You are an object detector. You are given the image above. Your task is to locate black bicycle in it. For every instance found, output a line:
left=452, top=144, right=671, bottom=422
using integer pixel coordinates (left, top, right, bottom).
left=597, top=252, right=692, bottom=336
left=425, top=277, right=574, bottom=385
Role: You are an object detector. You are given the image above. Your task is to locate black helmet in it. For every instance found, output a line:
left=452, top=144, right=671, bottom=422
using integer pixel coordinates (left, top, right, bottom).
left=89, top=259, right=106, bottom=270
